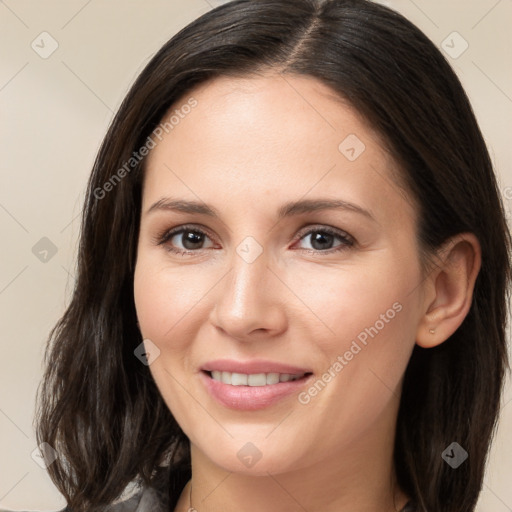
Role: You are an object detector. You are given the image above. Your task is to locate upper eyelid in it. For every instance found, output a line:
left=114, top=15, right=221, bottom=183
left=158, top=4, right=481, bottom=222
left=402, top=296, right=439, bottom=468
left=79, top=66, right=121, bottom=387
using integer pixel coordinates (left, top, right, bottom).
left=164, top=224, right=217, bottom=243
left=296, top=224, right=353, bottom=241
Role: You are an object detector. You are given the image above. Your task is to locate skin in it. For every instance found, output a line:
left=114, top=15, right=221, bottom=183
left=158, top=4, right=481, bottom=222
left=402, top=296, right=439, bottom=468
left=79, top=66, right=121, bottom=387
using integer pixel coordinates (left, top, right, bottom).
left=133, top=73, right=481, bottom=512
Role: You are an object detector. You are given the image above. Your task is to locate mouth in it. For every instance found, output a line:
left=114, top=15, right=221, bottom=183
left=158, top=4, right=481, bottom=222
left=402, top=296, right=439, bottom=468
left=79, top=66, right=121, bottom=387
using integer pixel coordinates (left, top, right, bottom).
left=200, top=370, right=314, bottom=411
left=203, top=370, right=312, bottom=386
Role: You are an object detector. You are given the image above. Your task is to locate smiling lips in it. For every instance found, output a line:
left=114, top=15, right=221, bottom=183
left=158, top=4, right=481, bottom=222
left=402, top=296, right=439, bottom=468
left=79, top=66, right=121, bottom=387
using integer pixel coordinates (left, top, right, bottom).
left=200, top=359, right=313, bottom=410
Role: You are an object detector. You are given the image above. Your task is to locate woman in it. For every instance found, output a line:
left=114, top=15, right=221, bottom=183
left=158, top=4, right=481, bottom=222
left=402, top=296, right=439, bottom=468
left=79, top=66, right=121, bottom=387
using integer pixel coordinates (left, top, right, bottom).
left=35, top=0, right=511, bottom=511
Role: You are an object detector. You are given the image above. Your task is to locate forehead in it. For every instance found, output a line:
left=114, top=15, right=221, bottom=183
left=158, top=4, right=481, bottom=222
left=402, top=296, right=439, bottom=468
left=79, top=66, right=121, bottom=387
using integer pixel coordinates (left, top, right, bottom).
left=141, top=73, right=416, bottom=227
left=163, top=73, right=372, bottom=148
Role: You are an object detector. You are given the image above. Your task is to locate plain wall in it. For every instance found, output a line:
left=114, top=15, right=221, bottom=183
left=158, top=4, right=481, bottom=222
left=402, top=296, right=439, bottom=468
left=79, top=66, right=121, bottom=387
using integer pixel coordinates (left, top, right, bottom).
left=0, top=0, right=511, bottom=510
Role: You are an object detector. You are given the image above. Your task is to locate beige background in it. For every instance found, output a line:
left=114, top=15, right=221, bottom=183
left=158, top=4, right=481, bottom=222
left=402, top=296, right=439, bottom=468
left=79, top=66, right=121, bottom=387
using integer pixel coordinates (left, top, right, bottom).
left=1, top=0, right=511, bottom=510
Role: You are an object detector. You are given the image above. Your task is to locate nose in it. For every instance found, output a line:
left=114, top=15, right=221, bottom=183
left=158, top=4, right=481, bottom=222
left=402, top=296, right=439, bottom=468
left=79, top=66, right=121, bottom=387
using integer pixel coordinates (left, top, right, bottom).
left=209, top=243, right=288, bottom=342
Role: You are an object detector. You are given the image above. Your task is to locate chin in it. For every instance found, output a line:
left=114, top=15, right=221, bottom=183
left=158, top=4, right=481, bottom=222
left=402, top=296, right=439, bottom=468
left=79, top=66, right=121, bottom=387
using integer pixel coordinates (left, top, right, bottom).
left=191, top=433, right=310, bottom=477
left=213, top=453, right=295, bottom=477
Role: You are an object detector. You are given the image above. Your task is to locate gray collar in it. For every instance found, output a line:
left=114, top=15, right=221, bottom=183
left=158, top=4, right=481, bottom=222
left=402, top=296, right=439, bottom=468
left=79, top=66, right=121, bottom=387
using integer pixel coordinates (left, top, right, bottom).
left=108, top=487, right=168, bottom=512
left=134, top=487, right=168, bottom=512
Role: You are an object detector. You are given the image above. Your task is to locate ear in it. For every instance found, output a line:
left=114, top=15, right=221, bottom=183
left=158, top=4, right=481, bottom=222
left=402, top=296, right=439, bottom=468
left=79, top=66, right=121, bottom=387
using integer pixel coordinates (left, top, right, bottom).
left=415, top=233, right=481, bottom=348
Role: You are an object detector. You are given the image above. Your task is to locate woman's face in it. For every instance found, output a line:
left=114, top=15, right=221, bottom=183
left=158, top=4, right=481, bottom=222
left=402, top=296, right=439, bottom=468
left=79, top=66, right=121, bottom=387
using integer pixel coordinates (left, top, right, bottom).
left=133, top=73, right=428, bottom=476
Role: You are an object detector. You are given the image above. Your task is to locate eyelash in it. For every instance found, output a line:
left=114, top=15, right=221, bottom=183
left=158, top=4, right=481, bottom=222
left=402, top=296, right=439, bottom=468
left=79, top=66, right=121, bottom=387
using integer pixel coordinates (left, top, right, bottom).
left=152, top=223, right=355, bottom=256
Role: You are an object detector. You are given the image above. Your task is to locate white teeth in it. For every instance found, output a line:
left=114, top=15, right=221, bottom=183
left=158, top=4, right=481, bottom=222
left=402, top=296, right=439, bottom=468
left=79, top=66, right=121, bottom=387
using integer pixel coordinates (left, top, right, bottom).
left=231, top=372, right=247, bottom=386
left=266, top=372, right=280, bottom=385
left=248, top=373, right=267, bottom=386
left=209, top=371, right=305, bottom=386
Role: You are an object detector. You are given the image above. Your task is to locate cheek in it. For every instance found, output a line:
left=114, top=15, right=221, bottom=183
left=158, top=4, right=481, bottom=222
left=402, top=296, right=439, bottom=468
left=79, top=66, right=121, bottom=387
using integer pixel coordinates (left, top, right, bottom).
left=290, top=249, right=421, bottom=345
left=133, top=257, right=205, bottom=420
left=291, top=249, right=421, bottom=407
left=133, top=255, right=210, bottom=350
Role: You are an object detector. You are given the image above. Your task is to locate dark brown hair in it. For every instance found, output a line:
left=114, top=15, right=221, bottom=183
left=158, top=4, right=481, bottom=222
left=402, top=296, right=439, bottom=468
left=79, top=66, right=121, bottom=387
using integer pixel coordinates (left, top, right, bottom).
left=36, top=1, right=512, bottom=511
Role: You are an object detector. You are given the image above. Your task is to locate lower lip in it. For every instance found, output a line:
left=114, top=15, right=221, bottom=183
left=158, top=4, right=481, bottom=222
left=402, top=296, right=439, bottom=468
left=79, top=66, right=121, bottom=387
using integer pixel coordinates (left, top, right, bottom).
left=200, top=371, right=313, bottom=411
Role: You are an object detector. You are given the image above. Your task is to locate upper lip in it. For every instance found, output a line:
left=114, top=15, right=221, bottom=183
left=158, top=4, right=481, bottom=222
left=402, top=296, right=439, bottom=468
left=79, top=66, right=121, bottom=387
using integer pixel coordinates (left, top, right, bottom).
left=201, top=359, right=312, bottom=375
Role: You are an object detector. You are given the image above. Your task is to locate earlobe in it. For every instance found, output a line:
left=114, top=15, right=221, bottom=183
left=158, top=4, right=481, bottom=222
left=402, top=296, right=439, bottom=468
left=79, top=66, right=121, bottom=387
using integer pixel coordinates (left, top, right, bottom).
left=415, top=233, right=481, bottom=349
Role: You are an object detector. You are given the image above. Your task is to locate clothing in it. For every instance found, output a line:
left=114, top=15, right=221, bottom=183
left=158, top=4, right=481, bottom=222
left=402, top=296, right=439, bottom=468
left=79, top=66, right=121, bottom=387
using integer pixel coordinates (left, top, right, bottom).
left=0, top=484, right=415, bottom=512
left=106, top=487, right=167, bottom=512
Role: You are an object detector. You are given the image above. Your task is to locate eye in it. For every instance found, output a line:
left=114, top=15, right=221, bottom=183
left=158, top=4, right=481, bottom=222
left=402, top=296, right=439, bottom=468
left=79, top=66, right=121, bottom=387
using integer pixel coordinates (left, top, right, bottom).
left=294, top=226, right=354, bottom=254
left=153, top=225, right=215, bottom=255
left=153, top=224, right=355, bottom=256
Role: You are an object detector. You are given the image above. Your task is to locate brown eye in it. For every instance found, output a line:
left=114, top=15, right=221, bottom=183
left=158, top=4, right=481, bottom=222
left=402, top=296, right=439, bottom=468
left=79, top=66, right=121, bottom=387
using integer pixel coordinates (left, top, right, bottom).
left=295, top=226, right=354, bottom=253
left=154, top=225, right=215, bottom=254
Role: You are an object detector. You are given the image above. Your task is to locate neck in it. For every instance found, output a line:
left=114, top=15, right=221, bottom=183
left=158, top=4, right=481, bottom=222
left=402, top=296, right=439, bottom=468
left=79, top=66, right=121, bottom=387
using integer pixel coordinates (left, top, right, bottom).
left=173, top=398, right=409, bottom=512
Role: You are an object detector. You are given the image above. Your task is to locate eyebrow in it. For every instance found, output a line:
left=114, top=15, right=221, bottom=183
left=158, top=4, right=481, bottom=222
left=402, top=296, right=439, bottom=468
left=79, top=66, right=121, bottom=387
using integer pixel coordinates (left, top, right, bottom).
left=146, top=197, right=376, bottom=222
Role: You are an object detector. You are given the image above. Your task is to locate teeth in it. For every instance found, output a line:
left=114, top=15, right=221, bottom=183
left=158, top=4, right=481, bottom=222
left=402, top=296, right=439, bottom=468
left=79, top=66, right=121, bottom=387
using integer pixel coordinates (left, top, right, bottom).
left=210, top=370, right=305, bottom=386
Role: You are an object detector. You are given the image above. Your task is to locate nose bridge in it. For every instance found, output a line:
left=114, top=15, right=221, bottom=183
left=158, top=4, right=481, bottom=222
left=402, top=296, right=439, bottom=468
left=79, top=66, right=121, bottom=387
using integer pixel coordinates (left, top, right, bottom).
left=226, top=236, right=270, bottom=314
left=211, top=234, right=286, bottom=337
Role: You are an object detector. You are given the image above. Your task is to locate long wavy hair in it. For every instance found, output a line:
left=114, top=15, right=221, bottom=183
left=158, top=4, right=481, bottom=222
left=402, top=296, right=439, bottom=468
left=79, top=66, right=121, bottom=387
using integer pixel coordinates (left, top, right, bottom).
left=36, top=0, right=512, bottom=511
